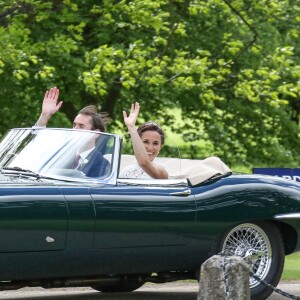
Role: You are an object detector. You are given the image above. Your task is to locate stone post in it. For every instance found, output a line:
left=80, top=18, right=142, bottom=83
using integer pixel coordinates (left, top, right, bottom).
left=197, top=255, right=250, bottom=300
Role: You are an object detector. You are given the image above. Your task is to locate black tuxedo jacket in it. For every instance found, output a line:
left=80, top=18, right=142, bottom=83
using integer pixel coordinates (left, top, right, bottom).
left=77, top=149, right=110, bottom=178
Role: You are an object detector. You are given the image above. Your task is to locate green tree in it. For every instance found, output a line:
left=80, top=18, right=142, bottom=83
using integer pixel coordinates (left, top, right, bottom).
left=0, top=0, right=299, bottom=169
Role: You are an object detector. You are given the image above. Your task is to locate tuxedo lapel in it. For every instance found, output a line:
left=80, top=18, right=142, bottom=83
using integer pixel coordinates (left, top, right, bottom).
left=77, top=149, right=110, bottom=177
left=78, top=151, right=96, bottom=172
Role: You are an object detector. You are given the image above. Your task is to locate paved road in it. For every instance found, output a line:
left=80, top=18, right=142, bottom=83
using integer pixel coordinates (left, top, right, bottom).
left=0, top=281, right=298, bottom=299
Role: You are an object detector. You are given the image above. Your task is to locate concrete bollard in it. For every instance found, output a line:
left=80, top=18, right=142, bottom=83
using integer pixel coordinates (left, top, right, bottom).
left=197, top=255, right=250, bottom=300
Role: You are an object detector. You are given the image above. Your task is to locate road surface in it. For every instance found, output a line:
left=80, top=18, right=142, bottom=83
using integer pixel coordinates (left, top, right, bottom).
left=0, top=281, right=298, bottom=299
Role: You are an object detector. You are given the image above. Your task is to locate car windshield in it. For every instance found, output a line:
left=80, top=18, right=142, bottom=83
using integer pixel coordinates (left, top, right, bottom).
left=0, top=128, right=115, bottom=180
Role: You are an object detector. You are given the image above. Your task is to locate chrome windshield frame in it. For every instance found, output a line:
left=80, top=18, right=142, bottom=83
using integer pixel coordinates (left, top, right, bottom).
left=0, top=128, right=122, bottom=185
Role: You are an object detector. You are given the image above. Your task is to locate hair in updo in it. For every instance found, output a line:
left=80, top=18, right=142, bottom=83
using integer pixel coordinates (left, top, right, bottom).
left=137, top=122, right=165, bottom=145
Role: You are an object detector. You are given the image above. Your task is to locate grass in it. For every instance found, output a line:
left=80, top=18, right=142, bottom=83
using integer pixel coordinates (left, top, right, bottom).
left=282, top=252, right=300, bottom=280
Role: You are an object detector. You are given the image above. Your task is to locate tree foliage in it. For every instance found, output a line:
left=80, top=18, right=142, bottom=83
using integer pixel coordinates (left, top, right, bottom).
left=0, top=0, right=299, bottom=169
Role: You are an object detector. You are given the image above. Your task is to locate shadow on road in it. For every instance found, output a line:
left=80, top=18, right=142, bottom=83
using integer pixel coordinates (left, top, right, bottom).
left=0, top=282, right=299, bottom=300
left=0, top=291, right=198, bottom=300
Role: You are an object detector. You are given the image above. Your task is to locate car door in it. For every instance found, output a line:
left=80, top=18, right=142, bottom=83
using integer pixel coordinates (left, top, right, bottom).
left=91, top=184, right=196, bottom=249
left=0, top=183, right=68, bottom=252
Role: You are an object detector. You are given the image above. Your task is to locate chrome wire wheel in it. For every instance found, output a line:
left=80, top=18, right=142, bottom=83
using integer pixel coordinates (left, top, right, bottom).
left=221, top=223, right=272, bottom=288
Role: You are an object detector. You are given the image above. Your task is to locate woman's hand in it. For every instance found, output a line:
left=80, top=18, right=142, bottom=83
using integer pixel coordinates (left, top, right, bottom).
left=123, top=102, right=140, bottom=129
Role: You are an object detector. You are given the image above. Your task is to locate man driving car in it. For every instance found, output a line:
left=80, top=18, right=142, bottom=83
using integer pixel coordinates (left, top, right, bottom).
left=35, top=87, right=110, bottom=177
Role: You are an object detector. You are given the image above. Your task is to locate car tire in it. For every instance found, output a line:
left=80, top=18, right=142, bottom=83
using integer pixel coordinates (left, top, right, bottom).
left=218, top=221, right=284, bottom=300
left=92, top=280, right=144, bottom=293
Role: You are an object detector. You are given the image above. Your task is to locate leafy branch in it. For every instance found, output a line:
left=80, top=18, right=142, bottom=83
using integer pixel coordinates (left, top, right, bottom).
left=222, top=0, right=259, bottom=61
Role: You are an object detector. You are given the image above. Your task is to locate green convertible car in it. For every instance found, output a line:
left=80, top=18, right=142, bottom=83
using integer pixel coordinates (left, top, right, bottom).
left=0, top=127, right=299, bottom=300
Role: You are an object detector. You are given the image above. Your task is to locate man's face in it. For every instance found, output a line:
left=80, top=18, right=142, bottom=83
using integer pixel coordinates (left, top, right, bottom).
left=73, top=114, right=93, bottom=130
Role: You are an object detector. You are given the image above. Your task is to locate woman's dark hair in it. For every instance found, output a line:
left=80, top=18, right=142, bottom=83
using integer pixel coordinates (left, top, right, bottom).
left=78, top=105, right=106, bottom=132
left=137, top=122, right=165, bottom=145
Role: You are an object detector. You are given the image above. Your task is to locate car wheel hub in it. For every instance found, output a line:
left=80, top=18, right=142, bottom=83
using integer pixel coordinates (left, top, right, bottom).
left=221, top=223, right=272, bottom=288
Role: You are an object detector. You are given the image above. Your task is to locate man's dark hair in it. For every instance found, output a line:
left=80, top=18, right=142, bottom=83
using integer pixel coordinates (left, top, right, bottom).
left=78, top=105, right=106, bottom=132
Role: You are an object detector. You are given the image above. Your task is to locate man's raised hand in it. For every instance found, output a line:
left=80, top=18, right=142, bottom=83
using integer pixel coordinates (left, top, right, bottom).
left=42, top=87, right=63, bottom=116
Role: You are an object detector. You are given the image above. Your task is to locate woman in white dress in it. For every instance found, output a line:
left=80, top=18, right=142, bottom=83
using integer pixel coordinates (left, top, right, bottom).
left=120, top=102, right=168, bottom=179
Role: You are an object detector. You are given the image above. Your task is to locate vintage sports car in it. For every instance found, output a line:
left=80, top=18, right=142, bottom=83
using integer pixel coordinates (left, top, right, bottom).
left=0, top=128, right=299, bottom=300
